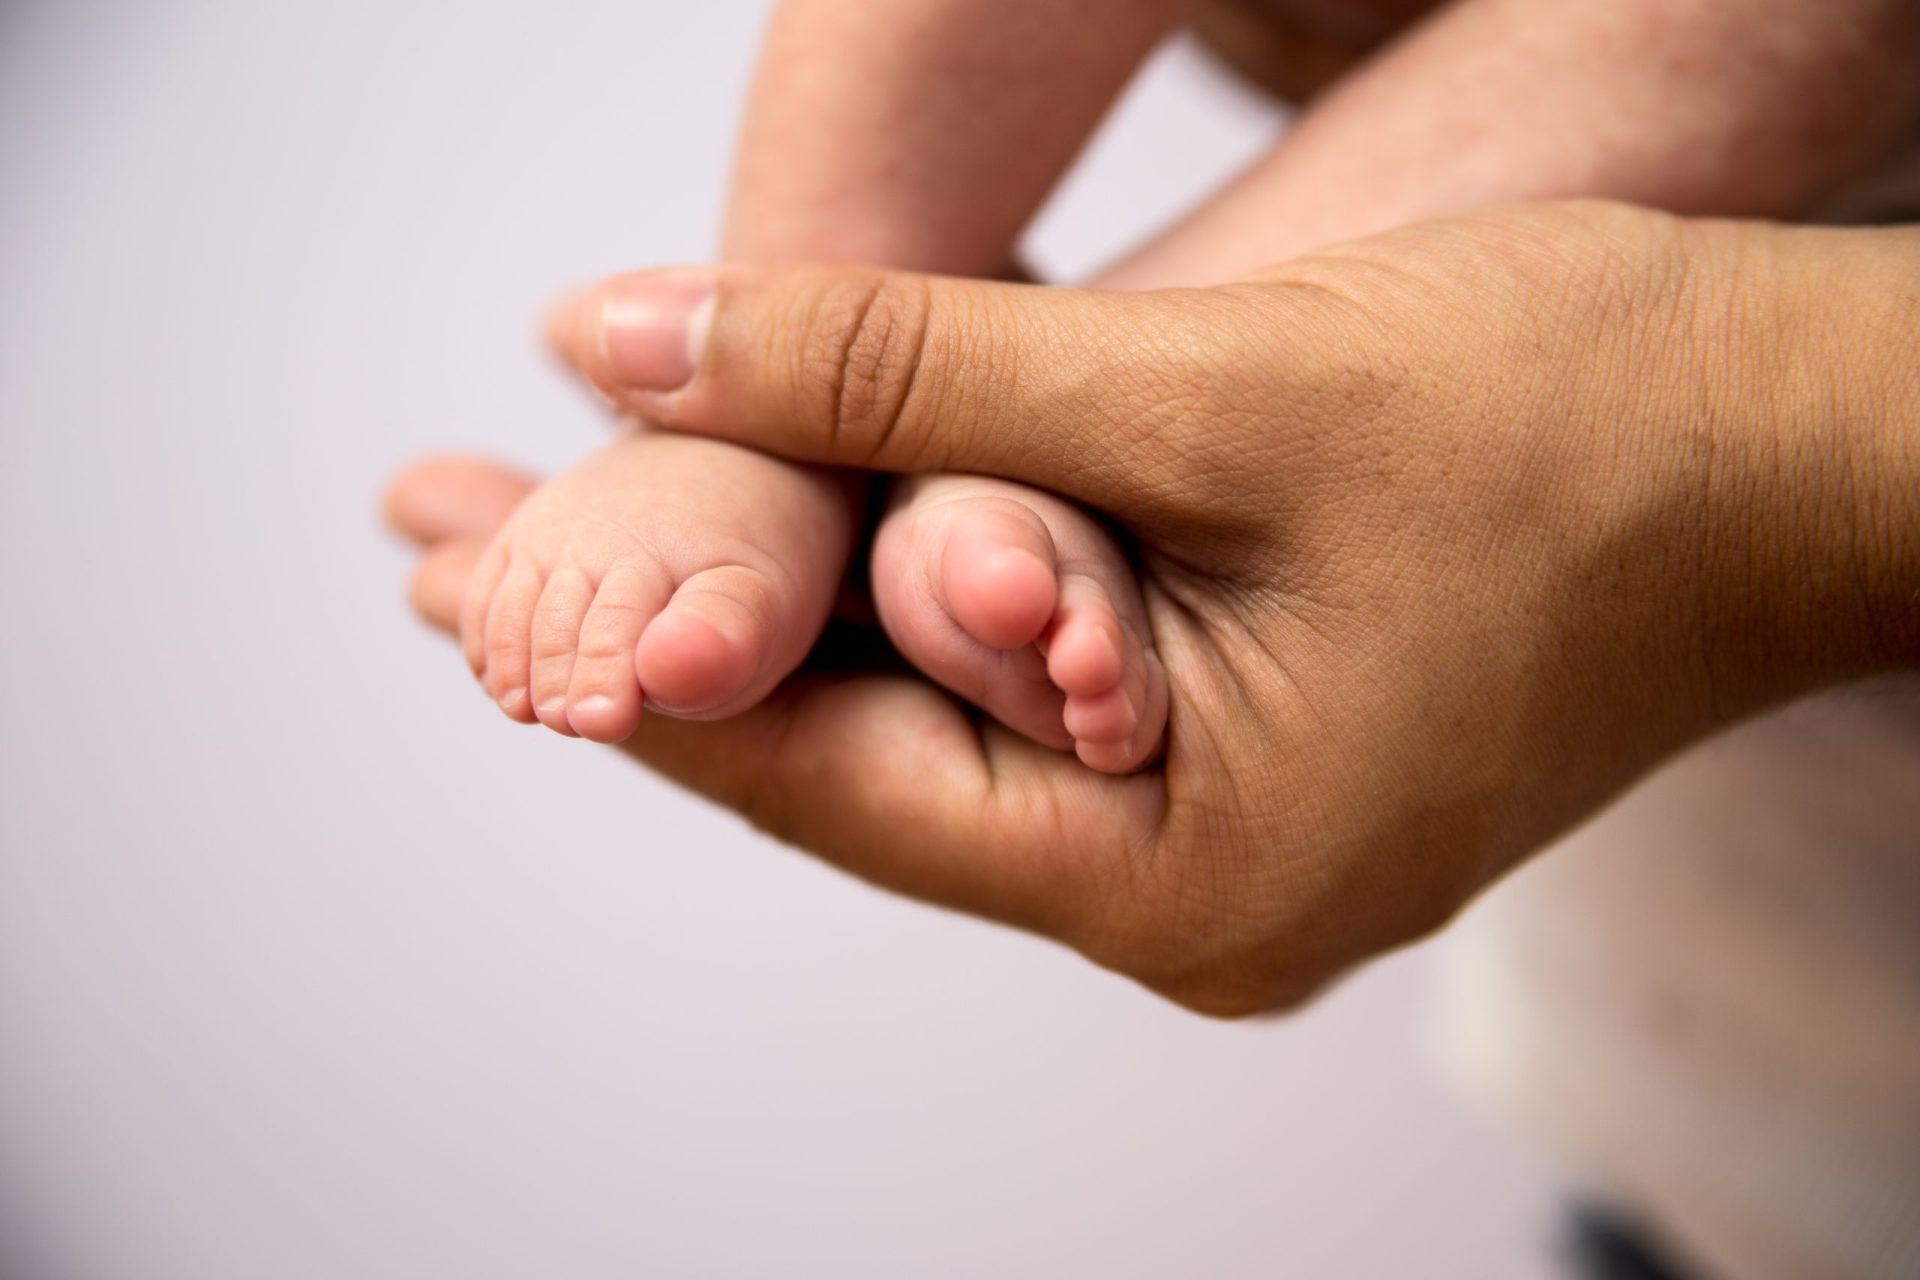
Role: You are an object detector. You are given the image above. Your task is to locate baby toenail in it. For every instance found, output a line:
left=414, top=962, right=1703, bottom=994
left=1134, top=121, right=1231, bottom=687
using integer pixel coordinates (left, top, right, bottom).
left=536, top=696, right=567, bottom=719
left=498, top=687, right=528, bottom=713
left=571, top=694, right=615, bottom=718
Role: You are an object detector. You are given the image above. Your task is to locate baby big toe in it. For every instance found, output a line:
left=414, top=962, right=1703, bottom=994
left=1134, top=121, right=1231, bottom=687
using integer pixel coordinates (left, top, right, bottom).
left=939, top=501, right=1060, bottom=651
left=635, top=565, right=780, bottom=719
left=871, top=498, right=1070, bottom=751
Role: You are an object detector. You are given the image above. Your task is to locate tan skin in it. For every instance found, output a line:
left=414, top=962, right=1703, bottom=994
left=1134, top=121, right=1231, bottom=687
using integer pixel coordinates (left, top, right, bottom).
left=391, top=203, right=1920, bottom=1014
left=389, top=0, right=1920, bottom=1015
left=390, top=0, right=1920, bottom=1012
left=653, top=0, right=1919, bottom=778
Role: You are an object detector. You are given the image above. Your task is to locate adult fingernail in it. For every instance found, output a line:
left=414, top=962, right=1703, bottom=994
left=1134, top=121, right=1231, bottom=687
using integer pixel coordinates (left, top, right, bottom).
left=599, top=271, right=715, bottom=393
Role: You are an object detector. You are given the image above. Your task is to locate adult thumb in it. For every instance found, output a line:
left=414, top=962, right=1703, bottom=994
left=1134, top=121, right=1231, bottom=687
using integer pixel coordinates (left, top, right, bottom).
left=550, top=263, right=1238, bottom=514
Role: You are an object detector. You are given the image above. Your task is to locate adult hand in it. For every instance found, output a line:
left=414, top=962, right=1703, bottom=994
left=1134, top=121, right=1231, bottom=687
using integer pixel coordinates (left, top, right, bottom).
left=393, top=203, right=1920, bottom=1014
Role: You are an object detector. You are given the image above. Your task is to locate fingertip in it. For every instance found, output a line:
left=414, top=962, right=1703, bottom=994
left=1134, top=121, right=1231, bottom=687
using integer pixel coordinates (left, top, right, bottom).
left=541, top=286, right=590, bottom=362
left=385, top=457, right=539, bottom=544
left=409, top=539, right=483, bottom=634
left=382, top=457, right=458, bottom=542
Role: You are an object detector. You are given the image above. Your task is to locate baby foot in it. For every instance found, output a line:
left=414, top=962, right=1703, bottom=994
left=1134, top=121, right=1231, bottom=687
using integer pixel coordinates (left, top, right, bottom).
left=460, top=427, right=853, bottom=742
left=871, top=475, right=1168, bottom=773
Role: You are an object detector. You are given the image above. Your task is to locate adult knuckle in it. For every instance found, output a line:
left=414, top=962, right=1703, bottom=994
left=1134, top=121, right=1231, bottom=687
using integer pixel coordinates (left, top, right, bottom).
left=796, top=270, right=934, bottom=466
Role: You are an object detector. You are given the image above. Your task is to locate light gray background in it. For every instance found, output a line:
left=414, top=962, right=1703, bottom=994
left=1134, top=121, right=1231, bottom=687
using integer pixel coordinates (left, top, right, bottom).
left=0, top=3, right=1554, bottom=1276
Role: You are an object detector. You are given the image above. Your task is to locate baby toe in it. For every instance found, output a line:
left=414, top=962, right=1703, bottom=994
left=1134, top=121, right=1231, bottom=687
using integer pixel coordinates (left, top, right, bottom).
left=937, top=500, right=1060, bottom=651
left=1034, top=541, right=1165, bottom=772
left=528, top=566, right=595, bottom=734
left=1045, top=578, right=1128, bottom=699
left=460, top=543, right=509, bottom=678
left=636, top=564, right=781, bottom=718
left=565, top=564, right=666, bottom=743
left=1062, top=636, right=1143, bottom=747
left=484, top=560, right=545, bottom=723
left=1070, top=639, right=1167, bottom=775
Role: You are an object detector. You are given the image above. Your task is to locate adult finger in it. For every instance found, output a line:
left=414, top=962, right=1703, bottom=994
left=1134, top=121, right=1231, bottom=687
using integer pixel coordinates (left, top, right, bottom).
left=546, top=265, right=1261, bottom=519
left=384, top=455, right=538, bottom=545
left=409, top=538, right=486, bottom=632
left=614, top=669, right=1166, bottom=950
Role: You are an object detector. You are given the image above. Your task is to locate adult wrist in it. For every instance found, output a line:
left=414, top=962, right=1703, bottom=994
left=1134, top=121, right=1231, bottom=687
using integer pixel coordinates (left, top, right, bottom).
left=1698, top=220, right=1920, bottom=706
left=1828, top=225, right=1920, bottom=670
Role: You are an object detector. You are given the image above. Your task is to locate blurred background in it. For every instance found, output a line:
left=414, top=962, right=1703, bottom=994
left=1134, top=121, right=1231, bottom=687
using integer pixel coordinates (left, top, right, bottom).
left=0, top=3, right=1556, bottom=1276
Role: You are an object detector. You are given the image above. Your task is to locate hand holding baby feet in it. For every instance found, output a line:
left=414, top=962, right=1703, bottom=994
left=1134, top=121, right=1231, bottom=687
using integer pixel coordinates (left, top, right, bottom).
left=871, top=475, right=1168, bottom=774
left=459, top=426, right=853, bottom=742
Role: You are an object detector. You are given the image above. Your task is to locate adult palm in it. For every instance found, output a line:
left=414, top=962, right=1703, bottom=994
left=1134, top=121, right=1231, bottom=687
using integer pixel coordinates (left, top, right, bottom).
left=391, top=203, right=1920, bottom=1013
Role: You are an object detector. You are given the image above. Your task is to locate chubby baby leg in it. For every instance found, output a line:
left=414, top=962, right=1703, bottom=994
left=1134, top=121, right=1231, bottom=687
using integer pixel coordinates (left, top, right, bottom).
left=460, top=427, right=853, bottom=742
left=872, top=474, right=1167, bottom=774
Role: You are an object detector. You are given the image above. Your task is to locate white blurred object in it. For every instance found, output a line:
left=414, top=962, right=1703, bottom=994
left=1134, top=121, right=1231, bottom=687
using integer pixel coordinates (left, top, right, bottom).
left=1441, top=677, right=1920, bottom=1280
